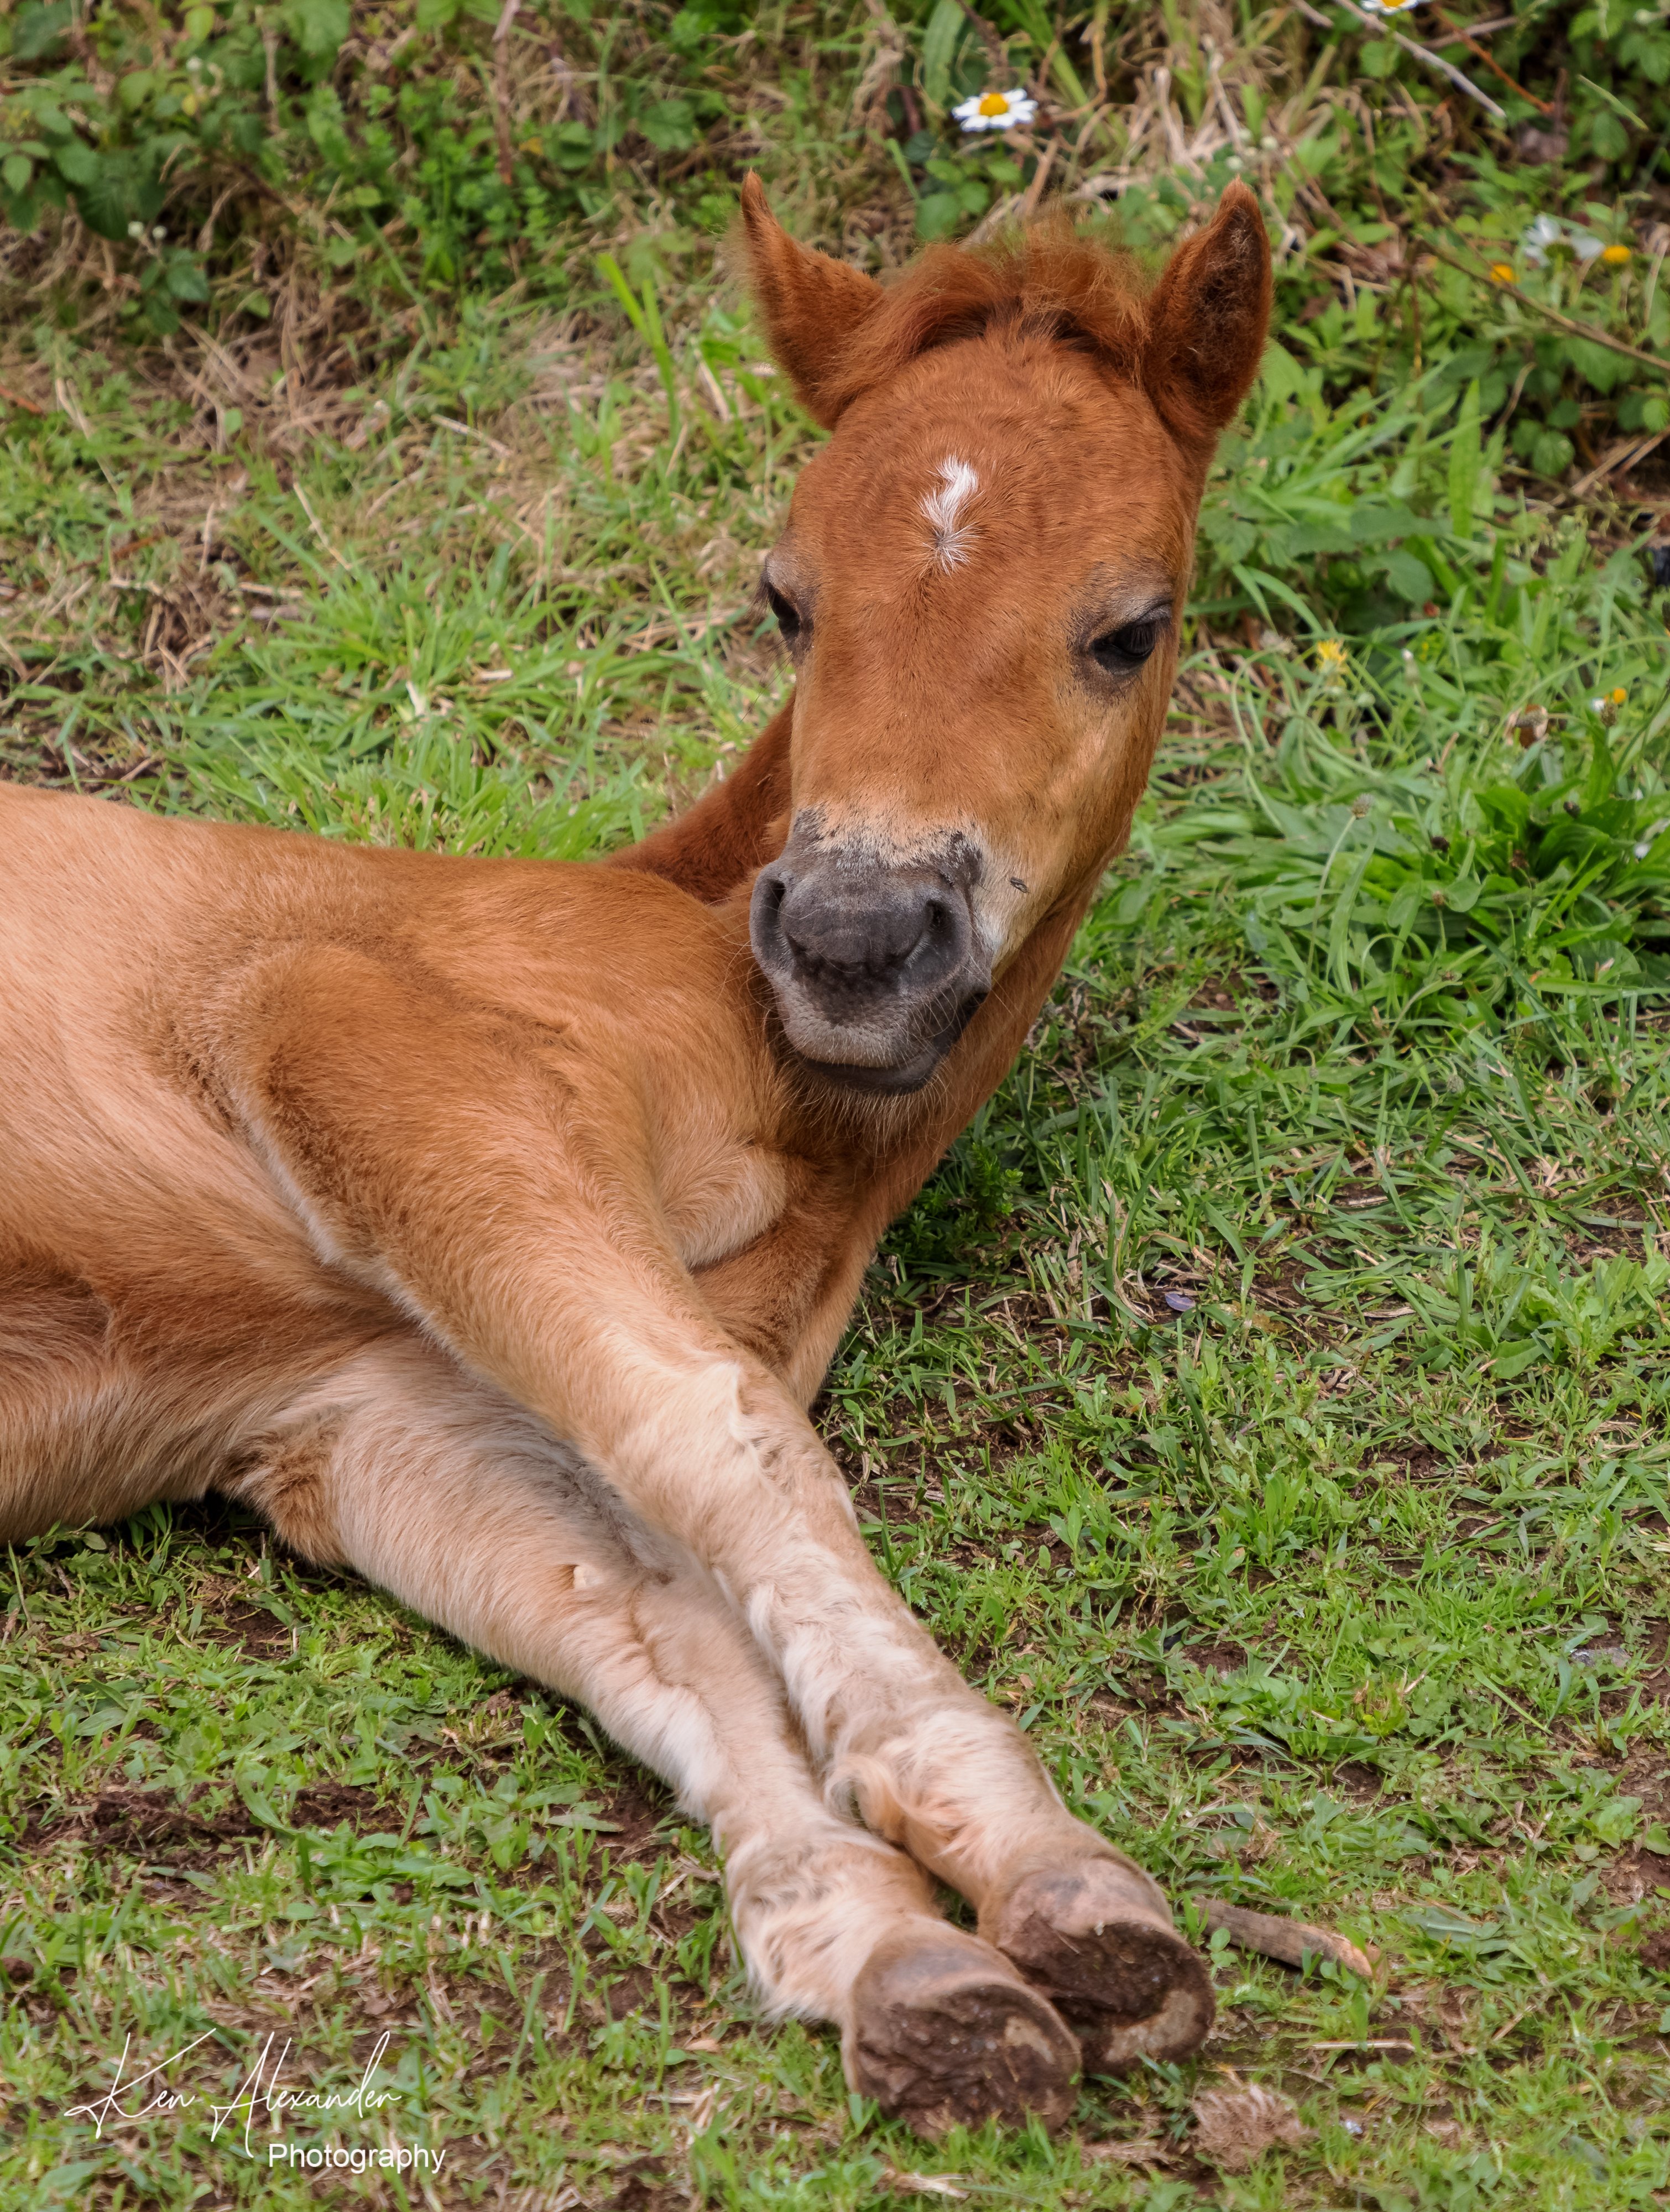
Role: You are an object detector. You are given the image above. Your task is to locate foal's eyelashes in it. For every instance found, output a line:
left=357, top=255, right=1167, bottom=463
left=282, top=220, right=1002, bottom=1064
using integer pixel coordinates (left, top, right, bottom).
left=765, top=581, right=805, bottom=648
left=1088, top=614, right=1167, bottom=676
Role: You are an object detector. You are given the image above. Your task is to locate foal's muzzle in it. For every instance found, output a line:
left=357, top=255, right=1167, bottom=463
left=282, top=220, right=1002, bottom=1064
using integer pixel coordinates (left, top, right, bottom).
left=749, top=827, right=991, bottom=1093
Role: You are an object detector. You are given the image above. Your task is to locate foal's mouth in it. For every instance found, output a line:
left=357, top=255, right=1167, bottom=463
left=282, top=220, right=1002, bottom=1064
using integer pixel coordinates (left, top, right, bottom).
left=748, top=827, right=993, bottom=1096
left=783, top=990, right=989, bottom=1095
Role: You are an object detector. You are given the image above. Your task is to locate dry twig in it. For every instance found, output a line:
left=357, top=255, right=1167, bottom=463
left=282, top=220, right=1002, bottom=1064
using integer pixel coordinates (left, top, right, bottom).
left=1194, top=1896, right=1377, bottom=1977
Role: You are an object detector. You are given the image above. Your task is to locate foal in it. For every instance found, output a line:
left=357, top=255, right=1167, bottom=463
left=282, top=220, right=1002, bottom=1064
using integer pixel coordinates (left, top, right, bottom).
left=0, top=179, right=1270, bottom=2134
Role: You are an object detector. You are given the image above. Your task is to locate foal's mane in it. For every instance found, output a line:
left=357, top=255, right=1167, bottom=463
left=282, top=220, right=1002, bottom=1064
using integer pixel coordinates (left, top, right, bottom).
left=742, top=175, right=1270, bottom=447
left=812, top=219, right=1151, bottom=422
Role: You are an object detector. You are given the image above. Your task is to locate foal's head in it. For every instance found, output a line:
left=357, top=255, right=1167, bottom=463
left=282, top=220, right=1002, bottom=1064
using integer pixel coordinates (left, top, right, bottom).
left=739, top=178, right=1270, bottom=1094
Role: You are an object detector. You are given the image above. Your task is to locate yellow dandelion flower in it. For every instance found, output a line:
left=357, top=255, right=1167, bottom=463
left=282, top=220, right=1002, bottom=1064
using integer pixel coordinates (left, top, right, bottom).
left=1488, top=262, right=1516, bottom=285
left=1601, top=244, right=1632, bottom=267
left=1316, top=638, right=1348, bottom=667
left=1611, top=686, right=1627, bottom=704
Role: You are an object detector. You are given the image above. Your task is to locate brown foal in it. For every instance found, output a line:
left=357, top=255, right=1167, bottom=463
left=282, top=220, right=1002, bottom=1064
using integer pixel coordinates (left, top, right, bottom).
left=0, top=178, right=1270, bottom=2135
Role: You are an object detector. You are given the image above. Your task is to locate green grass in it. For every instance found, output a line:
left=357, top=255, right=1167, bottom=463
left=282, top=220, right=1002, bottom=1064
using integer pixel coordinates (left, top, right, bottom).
left=4, top=3, right=1670, bottom=2207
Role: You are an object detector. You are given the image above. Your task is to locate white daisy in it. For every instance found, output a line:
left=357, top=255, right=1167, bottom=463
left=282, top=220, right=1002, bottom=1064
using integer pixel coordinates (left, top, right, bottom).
left=952, top=87, right=1037, bottom=133
left=1521, top=213, right=1605, bottom=268
left=1359, top=0, right=1426, bottom=12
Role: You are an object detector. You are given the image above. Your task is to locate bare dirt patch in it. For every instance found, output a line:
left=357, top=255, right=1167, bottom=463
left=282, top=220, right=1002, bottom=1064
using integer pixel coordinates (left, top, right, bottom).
left=192, top=1573, right=296, bottom=1657
left=24, top=1782, right=257, bottom=1858
left=289, top=1781, right=392, bottom=1830
left=1598, top=1749, right=1670, bottom=1905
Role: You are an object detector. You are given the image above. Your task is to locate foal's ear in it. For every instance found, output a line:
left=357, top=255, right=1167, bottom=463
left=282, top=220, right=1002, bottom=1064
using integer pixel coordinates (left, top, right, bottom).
left=1142, top=181, right=1272, bottom=448
left=737, top=173, right=885, bottom=429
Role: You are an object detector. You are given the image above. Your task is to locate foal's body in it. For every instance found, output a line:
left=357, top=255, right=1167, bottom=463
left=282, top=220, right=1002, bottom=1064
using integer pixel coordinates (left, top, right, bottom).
left=1, top=181, right=1270, bottom=2132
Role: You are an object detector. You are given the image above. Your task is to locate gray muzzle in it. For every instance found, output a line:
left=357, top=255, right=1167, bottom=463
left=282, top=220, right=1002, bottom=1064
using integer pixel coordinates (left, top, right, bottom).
left=749, top=824, right=991, bottom=1093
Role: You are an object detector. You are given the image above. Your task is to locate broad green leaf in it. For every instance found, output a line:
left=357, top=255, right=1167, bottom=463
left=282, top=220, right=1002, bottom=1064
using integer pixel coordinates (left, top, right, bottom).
left=1590, top=1795, right=1640, bottom=1846
left=73, top=156, right=140, bottom=240
left=165, top=257, right=210, bottom=302
left=916, top=191, right=962, bottom=241
left=1259, top=340, right=1311, bottom=407
left=284, top=0, right=349, bottom=58
left=1349, top=502, right=1421, bottom=546
left=51, top=137, right=99, bottom=187
left=1493, top=1338, right=1547, bottom=1378
left=1532, top=427, right=1574, bottom=479
left=1383, top=547, right=1434, bottom=604
left=11, top=1, right=71, bottom=62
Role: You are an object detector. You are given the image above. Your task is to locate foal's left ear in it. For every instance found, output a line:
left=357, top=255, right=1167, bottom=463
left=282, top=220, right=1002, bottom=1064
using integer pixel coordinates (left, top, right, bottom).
left=1142, top=182, right=1272, bottom=449
left=737, top=173, right=885, bottom=429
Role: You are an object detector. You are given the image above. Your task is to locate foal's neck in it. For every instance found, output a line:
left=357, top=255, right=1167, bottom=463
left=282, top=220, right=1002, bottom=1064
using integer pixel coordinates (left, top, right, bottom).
left=611, top=699, right=794, bottom=902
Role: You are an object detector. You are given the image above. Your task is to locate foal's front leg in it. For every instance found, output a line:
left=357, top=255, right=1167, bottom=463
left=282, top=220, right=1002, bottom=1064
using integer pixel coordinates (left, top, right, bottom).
left=234, top=1336, right=1080, bottom=2135
left=223, top=950, right=1212, bottom=2077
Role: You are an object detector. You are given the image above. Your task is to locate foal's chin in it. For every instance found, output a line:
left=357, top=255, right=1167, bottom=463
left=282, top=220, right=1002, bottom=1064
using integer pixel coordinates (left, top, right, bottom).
left=773, top=994, right=984, bottom=1099
left=795, top=1036, right=952, bottom=1097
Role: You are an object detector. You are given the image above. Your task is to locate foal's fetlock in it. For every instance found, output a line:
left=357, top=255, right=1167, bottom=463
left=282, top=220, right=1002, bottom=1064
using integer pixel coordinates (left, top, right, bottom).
left=983, top=1850, right=1215, bottom=2074
left=843, top=1923, right=1079, bottom=2138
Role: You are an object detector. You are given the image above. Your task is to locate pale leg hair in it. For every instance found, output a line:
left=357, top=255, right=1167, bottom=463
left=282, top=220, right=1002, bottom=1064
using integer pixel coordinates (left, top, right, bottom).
left=227, top=1337, right=944, bottom=2025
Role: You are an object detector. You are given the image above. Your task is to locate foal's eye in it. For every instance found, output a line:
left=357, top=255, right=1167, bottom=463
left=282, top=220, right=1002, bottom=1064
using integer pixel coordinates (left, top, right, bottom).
left=765, top=583, right=803, bottom=646
left=1089, top=619, right=1163, bottom=674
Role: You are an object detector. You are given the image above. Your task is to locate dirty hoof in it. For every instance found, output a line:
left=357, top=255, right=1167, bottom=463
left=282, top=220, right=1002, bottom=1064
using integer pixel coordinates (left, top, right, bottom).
left=843, top=1924, right=1080, bottom=2137
left=985, top=1856, right=1215, bottom=2074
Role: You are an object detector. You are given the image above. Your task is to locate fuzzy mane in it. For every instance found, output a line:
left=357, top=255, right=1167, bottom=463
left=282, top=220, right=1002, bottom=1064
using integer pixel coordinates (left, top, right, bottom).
left=813, top=220, right=1152, bottom=420
left=739, top=174, right=1271, bottom=448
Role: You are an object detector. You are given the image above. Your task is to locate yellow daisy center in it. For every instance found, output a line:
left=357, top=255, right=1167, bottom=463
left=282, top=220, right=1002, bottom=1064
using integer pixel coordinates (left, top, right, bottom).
left=978, top=92, right=1010, bottom=116
left=1601, top=244, right=1631, bottom=265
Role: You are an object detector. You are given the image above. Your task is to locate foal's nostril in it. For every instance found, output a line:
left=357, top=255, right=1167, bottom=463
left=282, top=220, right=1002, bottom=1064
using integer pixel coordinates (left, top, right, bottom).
left=777, top=879, right=956, bottom=986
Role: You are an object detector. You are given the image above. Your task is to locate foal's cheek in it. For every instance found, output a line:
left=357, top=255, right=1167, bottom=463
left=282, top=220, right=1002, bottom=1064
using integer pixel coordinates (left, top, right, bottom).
left=1061, top=674, right=1170, bottom=863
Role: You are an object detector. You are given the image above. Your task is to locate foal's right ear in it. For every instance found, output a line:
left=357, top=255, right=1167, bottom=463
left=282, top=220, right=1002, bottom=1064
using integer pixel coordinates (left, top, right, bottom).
left=1142, top=181, right=1272, bottom=451
left=737, top=174, right=885, bottom=429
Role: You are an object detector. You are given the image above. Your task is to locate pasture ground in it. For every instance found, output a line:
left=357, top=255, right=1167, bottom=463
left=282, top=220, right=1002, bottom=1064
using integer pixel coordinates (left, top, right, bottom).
left=3, top=3, right=1670, bottom=2206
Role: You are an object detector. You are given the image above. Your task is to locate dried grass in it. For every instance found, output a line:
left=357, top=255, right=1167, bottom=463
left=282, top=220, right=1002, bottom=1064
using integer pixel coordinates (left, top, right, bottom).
left=1191, top=2081, right=1310, bottom=2171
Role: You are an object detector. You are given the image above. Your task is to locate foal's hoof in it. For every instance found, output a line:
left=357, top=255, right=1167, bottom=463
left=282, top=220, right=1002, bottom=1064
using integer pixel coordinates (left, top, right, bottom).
left=985, top=1855, right=1215, bottom=2074
left=844, top=1924, right=1080, bottom=2137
